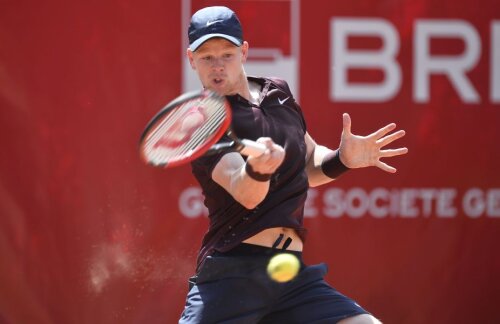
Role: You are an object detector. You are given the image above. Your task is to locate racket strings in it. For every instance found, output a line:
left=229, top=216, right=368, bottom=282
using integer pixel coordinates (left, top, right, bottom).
left=144, top=95, right=226, bottom=164
left=175, top=103, right=225, bottom=157
left=169, top=99, right=225, bottom=158
left=144, top=101, right=192, bottom=151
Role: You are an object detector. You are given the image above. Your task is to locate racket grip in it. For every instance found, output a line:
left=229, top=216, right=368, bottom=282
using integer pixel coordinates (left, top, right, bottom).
left=239, top=139, right=267, bottom=157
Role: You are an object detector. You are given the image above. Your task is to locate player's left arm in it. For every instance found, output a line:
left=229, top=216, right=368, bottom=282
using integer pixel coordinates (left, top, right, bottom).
left=305, top=113, right=409, bottom=187
left=304, top=134, right=336, bottom=187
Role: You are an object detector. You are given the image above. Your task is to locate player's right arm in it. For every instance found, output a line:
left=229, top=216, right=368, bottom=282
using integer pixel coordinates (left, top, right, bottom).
left=211, top=137, right=285, bottom=209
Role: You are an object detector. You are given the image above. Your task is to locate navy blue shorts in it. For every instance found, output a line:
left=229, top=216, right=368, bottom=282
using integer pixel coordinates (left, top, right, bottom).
left=179, top=244, right=369, bottom=323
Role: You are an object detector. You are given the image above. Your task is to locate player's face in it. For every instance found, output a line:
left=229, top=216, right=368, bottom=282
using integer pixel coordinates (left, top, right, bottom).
left=188, top=38, right=248, bottom=96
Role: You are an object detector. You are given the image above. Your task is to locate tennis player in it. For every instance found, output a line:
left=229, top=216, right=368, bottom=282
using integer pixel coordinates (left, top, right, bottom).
left=179, top=6, right=407, bottom=323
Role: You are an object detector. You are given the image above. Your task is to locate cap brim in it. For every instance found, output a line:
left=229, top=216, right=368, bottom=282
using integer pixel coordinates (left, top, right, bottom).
left=189, top=34, right=242, bottom=51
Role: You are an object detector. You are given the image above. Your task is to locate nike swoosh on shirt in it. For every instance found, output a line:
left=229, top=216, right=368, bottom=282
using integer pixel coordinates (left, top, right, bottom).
left=206, top=20, right=223, bottom=26
left=278, top=97, right=290, bottom=105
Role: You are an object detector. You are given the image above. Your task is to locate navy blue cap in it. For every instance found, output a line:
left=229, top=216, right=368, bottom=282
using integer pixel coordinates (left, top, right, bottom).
left=188, top=6, right=243, bottom=51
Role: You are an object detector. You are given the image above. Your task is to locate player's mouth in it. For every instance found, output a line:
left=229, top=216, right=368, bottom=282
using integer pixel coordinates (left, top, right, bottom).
left=213, top=78, right=224, bottom=85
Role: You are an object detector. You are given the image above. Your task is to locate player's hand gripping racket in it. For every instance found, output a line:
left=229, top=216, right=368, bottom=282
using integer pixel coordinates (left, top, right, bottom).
left=139, top=90, right=267, bottom=168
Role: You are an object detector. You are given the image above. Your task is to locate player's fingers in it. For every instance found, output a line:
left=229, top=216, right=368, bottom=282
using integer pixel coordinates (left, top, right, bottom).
left=380, top=147, right=408, bottom=158
left=256, top=137, right=274, bottom=146
left=270, top=145, right=285, bottom=163
left=376, top=160, right=397, bottom=173
left=256, top=144, right=283, bottom=172
left=270, top=143, right=285, bottom=154
left=370, top=123, right=397, bottom=140
left=342, top=113, right=352, bottom=136
left=256, top=138, right=282, bottom=154
left=252, top=138, right=284, bottom=172
left=253, top=138, right=273, bottom=158
left=376, top=130, right=406, bottom=147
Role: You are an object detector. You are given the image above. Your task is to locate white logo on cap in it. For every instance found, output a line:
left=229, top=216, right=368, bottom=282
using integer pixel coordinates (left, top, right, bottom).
left=206, top=20, right=223, bottom=26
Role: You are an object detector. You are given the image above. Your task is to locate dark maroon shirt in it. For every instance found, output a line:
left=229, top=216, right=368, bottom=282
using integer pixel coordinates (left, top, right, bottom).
left=191, top=76, right=308, bottom=268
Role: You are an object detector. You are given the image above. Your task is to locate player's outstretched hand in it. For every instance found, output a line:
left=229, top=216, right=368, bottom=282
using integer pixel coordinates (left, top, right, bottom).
left=246, top=137, right=285, bottom=175
left=339, top=113, right=408, bottom=173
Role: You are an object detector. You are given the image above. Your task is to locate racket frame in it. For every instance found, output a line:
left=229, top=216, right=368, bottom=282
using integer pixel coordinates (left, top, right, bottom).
left=139, top=90, right=232, bottom=168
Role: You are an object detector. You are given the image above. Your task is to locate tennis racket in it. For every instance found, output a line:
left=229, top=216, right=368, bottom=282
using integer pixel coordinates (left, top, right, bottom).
left=139, top=90, right=267, bottom=168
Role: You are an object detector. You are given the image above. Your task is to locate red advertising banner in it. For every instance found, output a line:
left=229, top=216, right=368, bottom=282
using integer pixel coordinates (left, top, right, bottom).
left=0, top=0, right=499, bottom=323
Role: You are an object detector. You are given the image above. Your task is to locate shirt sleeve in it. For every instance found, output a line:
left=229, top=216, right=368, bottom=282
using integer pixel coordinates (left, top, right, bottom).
left=190, top=133, right=237, bottom=181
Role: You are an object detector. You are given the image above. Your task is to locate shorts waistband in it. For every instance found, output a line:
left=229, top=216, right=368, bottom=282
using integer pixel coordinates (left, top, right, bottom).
left=213, top=243, right=303, bottom=259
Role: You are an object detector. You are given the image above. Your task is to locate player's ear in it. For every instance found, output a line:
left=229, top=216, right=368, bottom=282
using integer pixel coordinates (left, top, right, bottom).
left=187, top=49, right=196, bottom=70
left=241, top=41, right=249, bottom=63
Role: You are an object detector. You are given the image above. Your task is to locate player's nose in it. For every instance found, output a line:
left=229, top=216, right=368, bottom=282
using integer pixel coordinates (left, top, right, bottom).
left=211, top=57, right=225, bottom=69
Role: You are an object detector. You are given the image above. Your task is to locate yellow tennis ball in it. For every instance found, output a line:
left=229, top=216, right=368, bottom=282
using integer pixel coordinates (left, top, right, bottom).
left=267, top=253, right=300, bottom=283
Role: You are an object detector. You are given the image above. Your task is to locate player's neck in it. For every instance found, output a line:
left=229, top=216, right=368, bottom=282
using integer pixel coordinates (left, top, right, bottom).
left=247, top=80, right=261, bottom=105
left=234, top=73, right=260, bottom=105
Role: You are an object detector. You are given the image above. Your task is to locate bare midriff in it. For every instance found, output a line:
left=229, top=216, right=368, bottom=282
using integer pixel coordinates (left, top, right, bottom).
left=242, top=227, right=303, bottom=251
